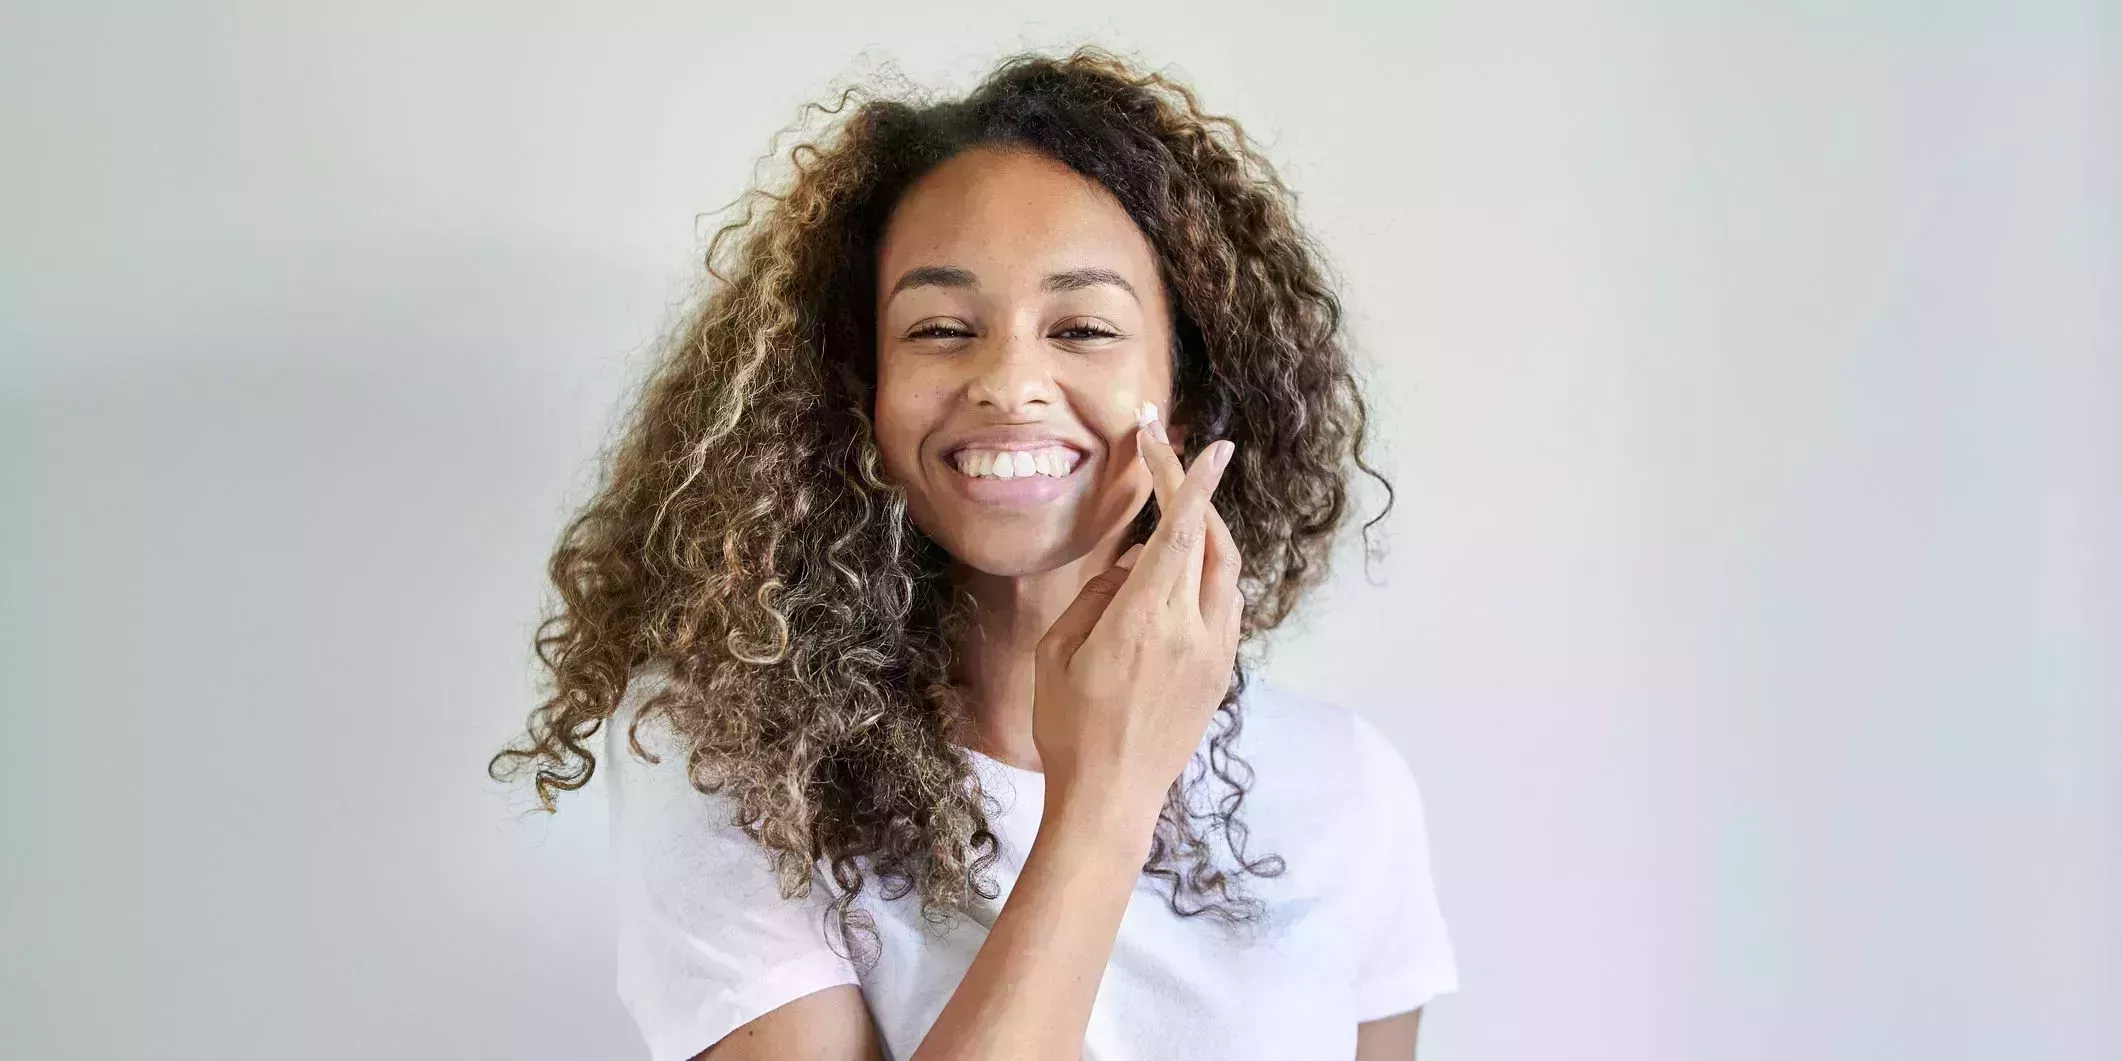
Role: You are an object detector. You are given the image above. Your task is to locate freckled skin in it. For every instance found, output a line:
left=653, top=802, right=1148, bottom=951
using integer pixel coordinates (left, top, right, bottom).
left=872, top=147, right=1180, bottom=578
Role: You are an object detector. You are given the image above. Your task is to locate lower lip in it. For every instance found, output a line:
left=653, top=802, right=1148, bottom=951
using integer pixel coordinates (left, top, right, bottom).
left=944, top=457, right=1085, bottom=508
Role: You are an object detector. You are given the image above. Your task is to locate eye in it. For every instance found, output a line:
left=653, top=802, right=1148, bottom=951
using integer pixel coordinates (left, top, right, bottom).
left=905, top=320, right=974, bottom=341
left=1052, top=318, right=1123, bottom=342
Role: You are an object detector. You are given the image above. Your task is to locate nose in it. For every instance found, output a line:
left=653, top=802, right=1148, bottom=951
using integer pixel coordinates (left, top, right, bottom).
left=962, top=329, right=1058, bottom=414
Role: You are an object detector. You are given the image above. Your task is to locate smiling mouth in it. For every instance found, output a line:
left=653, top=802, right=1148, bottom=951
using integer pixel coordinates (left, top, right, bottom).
left=949, top=446, right=1084, bottom=481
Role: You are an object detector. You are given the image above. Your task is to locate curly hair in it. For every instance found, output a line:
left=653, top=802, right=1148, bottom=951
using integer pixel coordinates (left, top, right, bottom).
left=490, top=45, right=1392, bottom=956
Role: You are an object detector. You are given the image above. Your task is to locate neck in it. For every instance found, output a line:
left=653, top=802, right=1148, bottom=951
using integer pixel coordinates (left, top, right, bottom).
left=951, top=537, right=1128, bottom=772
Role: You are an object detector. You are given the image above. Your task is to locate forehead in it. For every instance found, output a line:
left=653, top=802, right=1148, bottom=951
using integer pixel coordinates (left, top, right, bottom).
left=877, top=146, right=1162, bottom=292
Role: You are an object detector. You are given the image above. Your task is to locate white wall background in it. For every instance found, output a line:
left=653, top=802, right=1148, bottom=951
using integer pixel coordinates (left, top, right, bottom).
left=4, top=3, right=2116, bottom=1059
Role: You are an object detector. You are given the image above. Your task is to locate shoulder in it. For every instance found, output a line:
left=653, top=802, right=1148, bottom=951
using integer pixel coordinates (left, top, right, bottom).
left=1237, top=677, right=1425, bottom=811
left=1222, top=679, right=1434, bottom=878
left=1231, top=676, right=1439, bottom=876
left=602, top=661, right=781, bottom=892
left=603, top=663, right=722, bottom=830
left=601, top=662, right=845, bottom=949
left=609, top=659, right=681, bottom=751
left=1240, top=679, right=1461, bottom=1014
left=600, top=661, right=861, bottom=1060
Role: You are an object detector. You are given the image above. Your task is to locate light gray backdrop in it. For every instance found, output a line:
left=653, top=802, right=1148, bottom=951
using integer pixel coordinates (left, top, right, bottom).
left=4, top=3, right=2116, bottom=1059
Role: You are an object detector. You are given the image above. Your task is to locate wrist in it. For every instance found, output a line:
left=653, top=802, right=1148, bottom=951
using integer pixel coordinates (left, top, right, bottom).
left=1040, top=781, right=1162, bottom=862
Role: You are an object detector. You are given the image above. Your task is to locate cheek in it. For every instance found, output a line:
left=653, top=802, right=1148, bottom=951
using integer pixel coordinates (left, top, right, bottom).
left=871, top=361, right=951, bottom=480
left=1062, top=344, right=1172, bottom=442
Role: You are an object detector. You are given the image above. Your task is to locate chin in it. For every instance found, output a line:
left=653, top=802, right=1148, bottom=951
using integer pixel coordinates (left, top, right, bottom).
left=932, top=527, right=1084, bottom=578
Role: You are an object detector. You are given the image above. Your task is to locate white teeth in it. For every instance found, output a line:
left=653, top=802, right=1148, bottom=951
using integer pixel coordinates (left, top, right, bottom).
left=953, top=446, right=1079, bottom=480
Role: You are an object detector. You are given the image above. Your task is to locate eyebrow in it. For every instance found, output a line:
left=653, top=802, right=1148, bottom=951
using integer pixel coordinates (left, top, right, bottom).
left=886, top=265, right=1138, bottom=302
left=1044, top=267, right=1138, bottom=301
left=888, top=265, right=978, bottom=297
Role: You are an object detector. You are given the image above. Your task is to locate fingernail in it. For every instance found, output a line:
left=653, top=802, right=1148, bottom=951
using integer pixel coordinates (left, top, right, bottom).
left=1115, top=542, right=1146, bottom=569
left=1212, top=439, right=1234, bottom=470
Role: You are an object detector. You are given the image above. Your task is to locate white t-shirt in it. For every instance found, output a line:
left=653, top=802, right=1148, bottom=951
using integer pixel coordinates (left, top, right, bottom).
left=606, top=672, right=1458, bottom=1061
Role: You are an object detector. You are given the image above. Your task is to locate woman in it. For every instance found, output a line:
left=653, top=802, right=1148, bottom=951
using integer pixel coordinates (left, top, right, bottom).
left=492, top=46, right=1457, bottom=1060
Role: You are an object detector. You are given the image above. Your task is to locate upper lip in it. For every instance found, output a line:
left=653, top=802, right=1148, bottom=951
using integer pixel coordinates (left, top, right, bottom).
left=939, top=425, right=1093, bottom=460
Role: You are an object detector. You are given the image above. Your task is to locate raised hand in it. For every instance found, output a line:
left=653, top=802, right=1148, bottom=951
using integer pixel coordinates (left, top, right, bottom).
left=1033, top=405, right=1244, bottom=833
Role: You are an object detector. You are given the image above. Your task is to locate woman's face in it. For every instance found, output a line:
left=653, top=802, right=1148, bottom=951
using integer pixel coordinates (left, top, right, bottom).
left=873, top=146, right=1176, bottom=577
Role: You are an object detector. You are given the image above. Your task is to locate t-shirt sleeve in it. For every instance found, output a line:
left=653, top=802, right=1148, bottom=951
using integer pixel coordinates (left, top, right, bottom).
left=1348, top=711, right=1460, bottom=1022
left=605, top=678, right=860, bottom=1061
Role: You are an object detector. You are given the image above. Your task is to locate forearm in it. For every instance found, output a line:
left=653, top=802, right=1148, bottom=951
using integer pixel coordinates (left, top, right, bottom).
left=909, top=792, right=1153, bottom=1061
